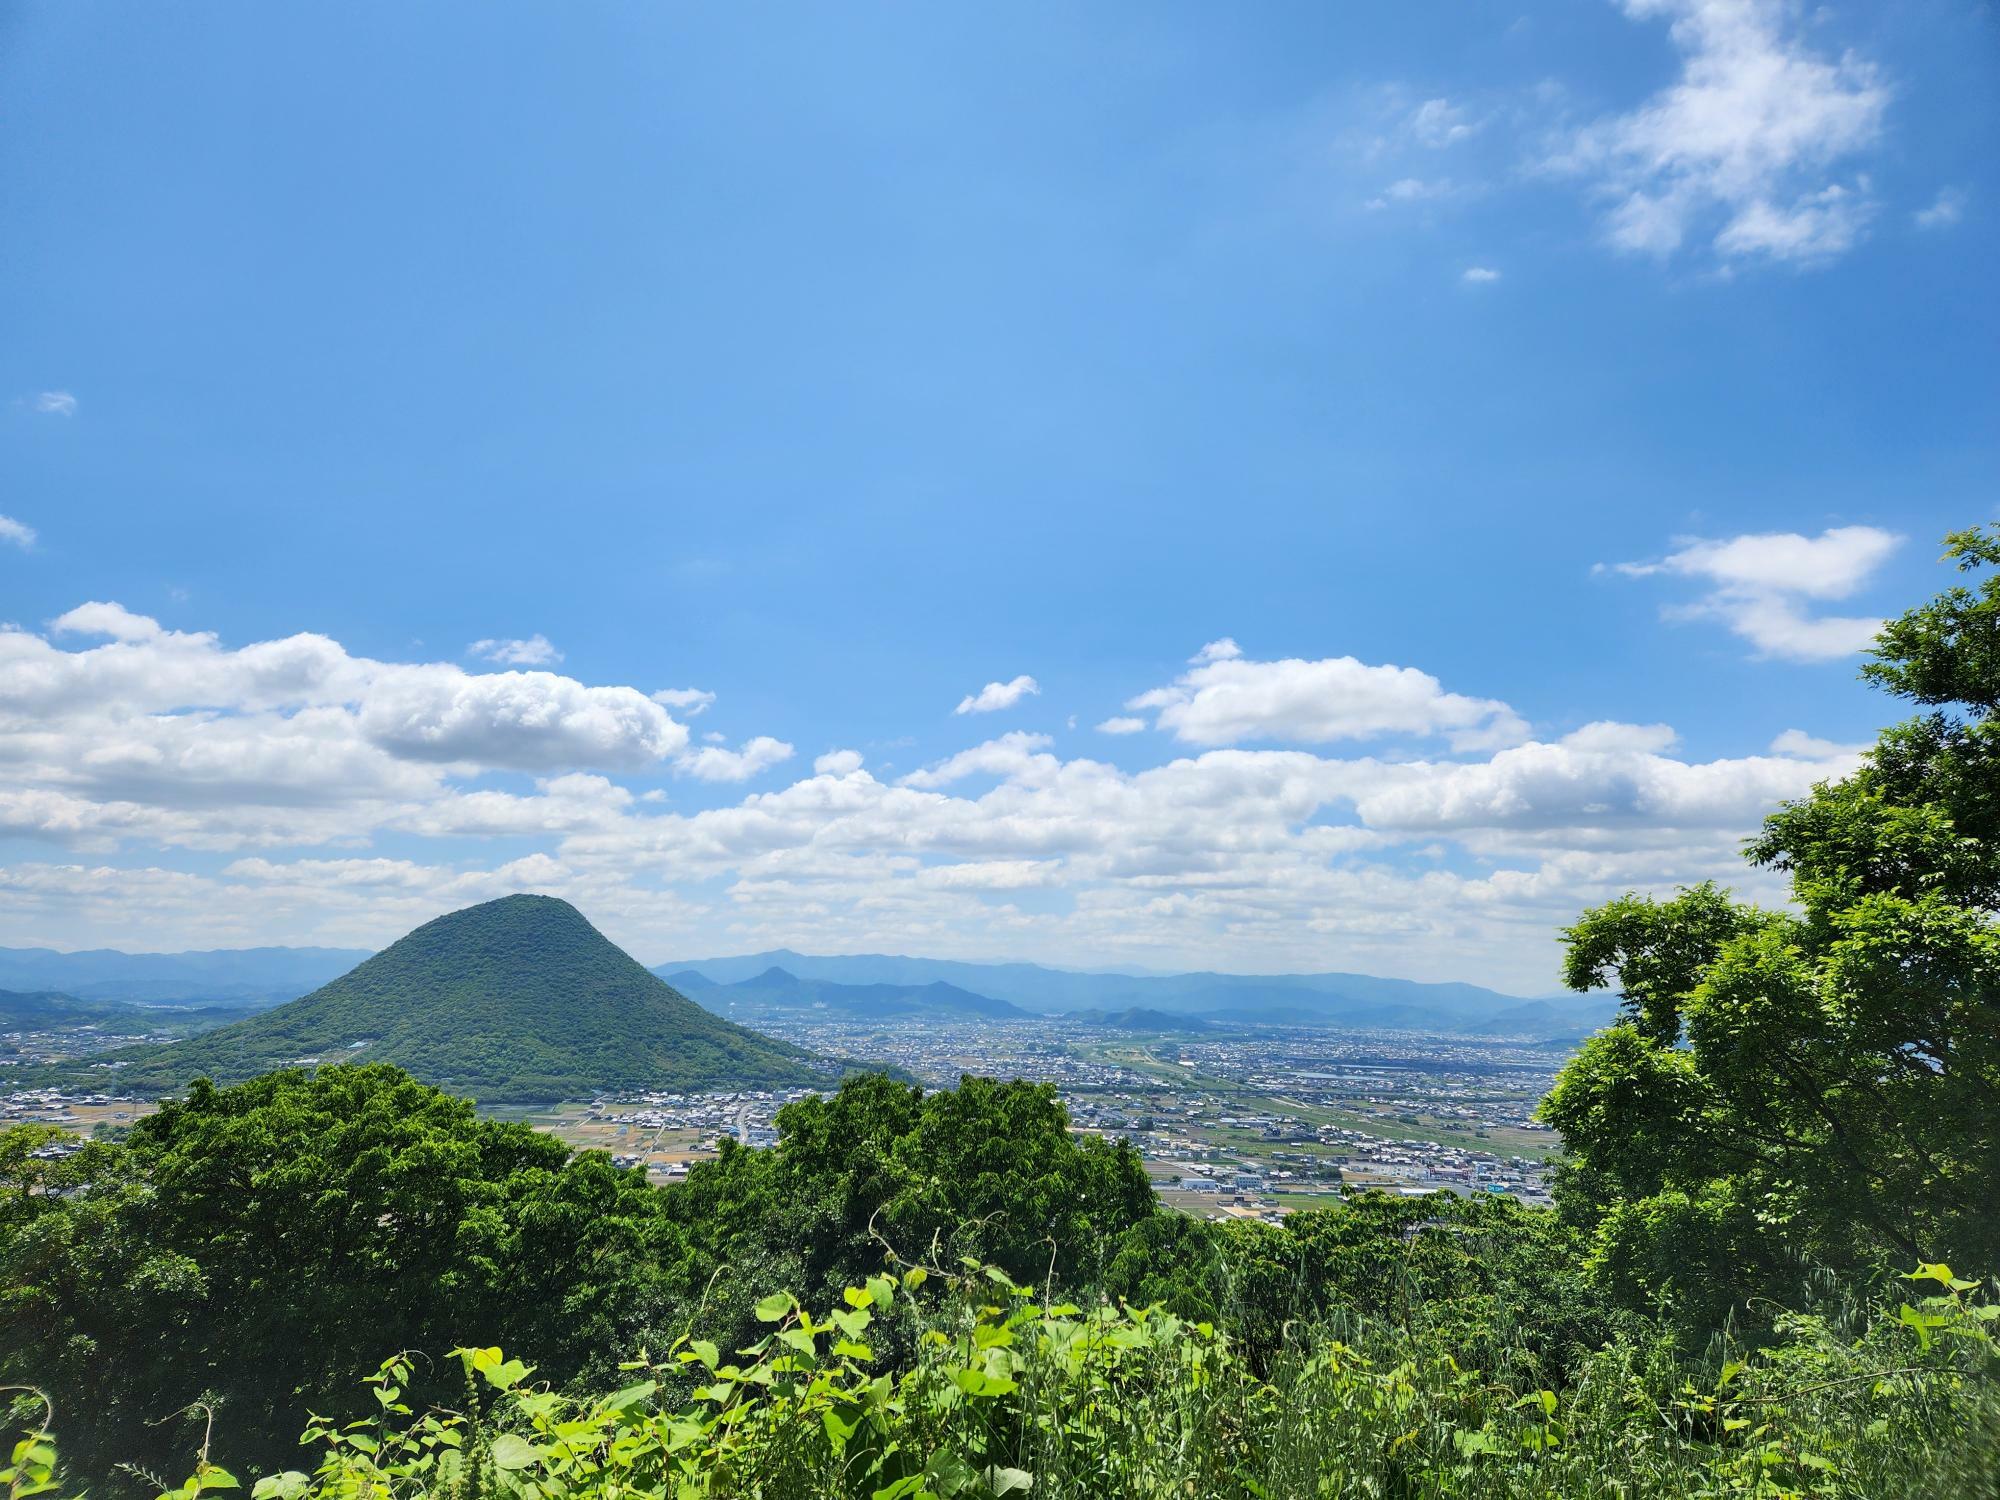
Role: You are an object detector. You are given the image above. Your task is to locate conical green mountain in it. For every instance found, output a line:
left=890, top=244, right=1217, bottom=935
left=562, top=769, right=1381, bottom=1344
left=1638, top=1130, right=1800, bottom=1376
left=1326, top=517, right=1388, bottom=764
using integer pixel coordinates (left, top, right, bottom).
left=75, top=895, right=833, bottom=1102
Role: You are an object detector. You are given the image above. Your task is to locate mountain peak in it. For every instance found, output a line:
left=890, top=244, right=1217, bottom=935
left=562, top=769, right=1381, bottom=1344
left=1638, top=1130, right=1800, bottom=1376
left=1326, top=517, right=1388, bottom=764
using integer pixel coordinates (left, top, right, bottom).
left=63, top=897, right=835, bottom=1103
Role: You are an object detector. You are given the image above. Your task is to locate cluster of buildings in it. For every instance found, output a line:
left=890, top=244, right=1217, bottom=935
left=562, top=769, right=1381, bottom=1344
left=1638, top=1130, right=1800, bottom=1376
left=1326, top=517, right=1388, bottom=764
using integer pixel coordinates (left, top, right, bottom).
left=573, top=1085, right=820, bottom=1166
left=8, top=1005, right=1571, bottom=1219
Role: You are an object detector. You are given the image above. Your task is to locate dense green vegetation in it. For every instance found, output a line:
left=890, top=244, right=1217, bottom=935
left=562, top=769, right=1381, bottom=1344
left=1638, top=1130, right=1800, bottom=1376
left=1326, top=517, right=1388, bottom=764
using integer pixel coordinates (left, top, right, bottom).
left=4, top=529, right=1998, bottom=1495
left=6, top=1061, right=1997, bottom=1497
left=0, top=1065, right=1169, bottom=1490
left=39, top=895, right=830, bottom=1102
left=1548, top=524, right=2000, bottom=1330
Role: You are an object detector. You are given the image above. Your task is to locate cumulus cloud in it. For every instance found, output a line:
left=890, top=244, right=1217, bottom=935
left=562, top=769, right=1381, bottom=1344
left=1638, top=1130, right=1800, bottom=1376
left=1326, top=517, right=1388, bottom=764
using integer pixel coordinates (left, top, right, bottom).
left=1550, top=0, right=1889, bottom=266
left=1124, top=644, right=1529, bottom=751
left=52, top=601, right=161, bottom=641
left=1609, top=525, right=1900, bottom=660
left=1769, top=728, right=1866, bottom=759
left=357, top=667, right=688, bottom=771
left=915, top=859, right=1065, bottom=891
left=1348, top=724, right=1860, bottom=838
left=676, top=736, right=795, bottom=783
left=902, top=732, right=1057, bottom=790
left=0, top=515, right=35, bottom=549
left=1097, top=716, right=1147, bottom=735
left=0, top=604, right=703, bottom=847
left=30, top=391, right=76, bottom=416
left=955, top=675, right=1041, bottom=715
left=651, top=686, right=717, bottom=715
left=0, top=599, right=1888, bottom=990
left=469, top=634, right=563, bottom=667
left=1462, top=266, right=1501, bottom=283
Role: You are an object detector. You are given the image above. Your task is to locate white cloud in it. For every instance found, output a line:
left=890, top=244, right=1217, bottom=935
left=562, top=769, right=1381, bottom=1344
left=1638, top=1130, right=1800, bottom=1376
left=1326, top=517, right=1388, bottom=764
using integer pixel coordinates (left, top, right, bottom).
left=30, top=391, right=76, bottom=417
left=955, top=674, right=1041, bottom=715
left=1124, top=647, right=1529, bottom=751
left=0, top=598, right=1889, bottom=990
left=357, top=666, right=688, bottom=771
left=1914, top=187, right=1965, bottom=231
left=1712, top=182, right=1870, bottom=262
left=469, top=634, right=563, bottom=667
left=676, top=736, right=795, bottom=783
left=651, top=686, right=717, bottom=715
left=1618, top=525, right=1898, bottom=597
left=52, top=600, right=160, bottom=641
left=1769, top=727, right=1866, bottom=759
left=915, top=859, right=1065, bottom=891
left=1561, top=721, right=1678, bottom=754
left=1462, top=266, right=1501, bottom=283
left=0, top=604, right=703, bottom=847
left=0, top=515, right=37, bottom=549
left=1411, top=98, right=1480, bottom=147
left=901, top=732, right=1057, bottom=790
left=1097, top=716, right=1147, bottom=735
left=1550, top=0, right=1889, bottom=266
left=1610, top=525, right=1900, bottom=660
left=1349, top=729, right=1859, bottom=839
left=1367, top=176, right=1454, bottom=209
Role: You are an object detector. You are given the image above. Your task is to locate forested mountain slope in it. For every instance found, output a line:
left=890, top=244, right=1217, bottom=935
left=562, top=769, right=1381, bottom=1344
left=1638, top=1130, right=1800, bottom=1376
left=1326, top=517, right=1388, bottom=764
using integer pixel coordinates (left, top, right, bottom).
left=50, top=895, right=832, bottom=1102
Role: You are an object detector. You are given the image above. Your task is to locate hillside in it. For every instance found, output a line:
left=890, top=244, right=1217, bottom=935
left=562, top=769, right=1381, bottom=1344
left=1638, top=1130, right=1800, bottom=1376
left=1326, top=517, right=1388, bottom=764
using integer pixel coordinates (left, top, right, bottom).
left=0, top=988, right=252, bottom=1037
left=665, top=965, right=1031, bottom=1022
left=0, top=988, right=124, bottom=1030
left=54, top=896, right=833, bottom=1103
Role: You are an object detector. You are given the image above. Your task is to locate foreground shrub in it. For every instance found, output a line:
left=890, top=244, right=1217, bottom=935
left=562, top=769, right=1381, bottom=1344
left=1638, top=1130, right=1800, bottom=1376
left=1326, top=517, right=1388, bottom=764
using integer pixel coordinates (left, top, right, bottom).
left=20, top=1261, right=1994, bottom=1500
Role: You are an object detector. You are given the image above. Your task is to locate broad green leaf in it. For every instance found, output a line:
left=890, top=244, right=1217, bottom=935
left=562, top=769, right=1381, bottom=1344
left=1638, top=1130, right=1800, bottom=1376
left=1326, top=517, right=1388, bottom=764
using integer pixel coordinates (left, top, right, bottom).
left=488, top=1435, right=539, bottom=1471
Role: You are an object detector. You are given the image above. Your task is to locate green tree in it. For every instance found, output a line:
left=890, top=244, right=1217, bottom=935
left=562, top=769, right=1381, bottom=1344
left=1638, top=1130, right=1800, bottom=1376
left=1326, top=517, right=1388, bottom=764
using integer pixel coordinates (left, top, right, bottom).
left=665, top=1072, right=1155, bottom=1330
left=1546, top=526, right=2000, bottom=1315
left=0, top=1064, right=685, bottom=1491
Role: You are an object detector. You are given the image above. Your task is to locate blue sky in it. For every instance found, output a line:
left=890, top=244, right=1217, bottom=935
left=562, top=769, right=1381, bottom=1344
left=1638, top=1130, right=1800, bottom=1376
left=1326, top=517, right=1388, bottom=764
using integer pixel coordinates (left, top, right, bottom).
left=0, top=0, right=1993, bottom=989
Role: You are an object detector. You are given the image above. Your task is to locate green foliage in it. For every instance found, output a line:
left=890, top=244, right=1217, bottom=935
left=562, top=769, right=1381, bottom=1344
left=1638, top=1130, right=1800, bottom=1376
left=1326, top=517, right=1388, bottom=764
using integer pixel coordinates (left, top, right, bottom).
left=1102, top=1191, right=1625, bottom=1388
left=9, top=1053, right=2000, bottom=1496
left=0, top=1065, right=687, bottom=1488
left=1549, top=526, right=2000, bottom=1305
left=19, top=1257, right=1998, bottom=1499
left=54, top=895, right=828, bottom=1102
left=660, top=1072, right=1157, bottom=1340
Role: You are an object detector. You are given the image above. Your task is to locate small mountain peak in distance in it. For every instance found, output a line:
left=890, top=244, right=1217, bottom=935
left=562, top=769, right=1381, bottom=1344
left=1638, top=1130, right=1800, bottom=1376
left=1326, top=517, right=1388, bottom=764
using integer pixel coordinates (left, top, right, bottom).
left=55, top=894, right=835, bottom=1103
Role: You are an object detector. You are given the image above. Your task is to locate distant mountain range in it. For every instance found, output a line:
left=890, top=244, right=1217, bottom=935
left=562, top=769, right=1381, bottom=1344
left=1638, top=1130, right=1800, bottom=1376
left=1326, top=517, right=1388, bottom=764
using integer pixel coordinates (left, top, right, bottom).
left=655, top=949, right=1617, bottom=1040
left=1, top=928, right=1618, bottom=1055
left=0, top=944, right=370, bottom=1007
left=32, top=897, right=837, bottom=1103
left=664, top=966, right=1034, bottom=1023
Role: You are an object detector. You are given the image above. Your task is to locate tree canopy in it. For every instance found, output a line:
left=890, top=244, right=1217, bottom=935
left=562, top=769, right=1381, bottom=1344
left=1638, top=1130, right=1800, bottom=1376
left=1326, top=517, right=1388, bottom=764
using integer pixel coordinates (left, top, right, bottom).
left=1546, top=525, right=2000, bottom=1318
